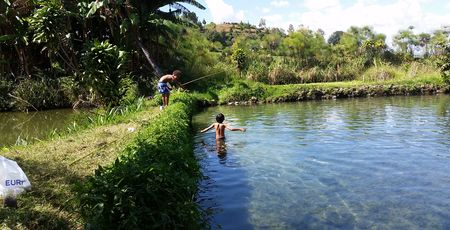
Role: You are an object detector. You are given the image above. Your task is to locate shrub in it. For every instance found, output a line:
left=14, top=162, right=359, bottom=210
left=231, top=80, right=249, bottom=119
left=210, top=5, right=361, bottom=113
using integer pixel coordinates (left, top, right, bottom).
left=298, top=67, right=324, bottom=83
left=267, top=62, right=297, bottom=85
left=246, top=60, right=269, bottom=83
left=218, top=81, right=267, bottom=103
left=12, top=77, right=70, bottom=111
left=231, top=48, right=248, bottom=72
left=81, top=40, right=129, bottom=106
left=361, top=64, right=398, bottom=82
left=404, top=61, right=440, bottom=79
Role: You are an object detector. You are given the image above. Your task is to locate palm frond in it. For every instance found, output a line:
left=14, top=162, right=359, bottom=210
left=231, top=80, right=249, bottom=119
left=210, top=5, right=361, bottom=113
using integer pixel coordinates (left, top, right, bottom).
left=176, top=0, right=205, bottom=10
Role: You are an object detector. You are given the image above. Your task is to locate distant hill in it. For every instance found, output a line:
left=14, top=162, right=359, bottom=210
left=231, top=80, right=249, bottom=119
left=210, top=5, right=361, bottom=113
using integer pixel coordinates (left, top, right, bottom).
left=213, top=22, right=261, bottom=35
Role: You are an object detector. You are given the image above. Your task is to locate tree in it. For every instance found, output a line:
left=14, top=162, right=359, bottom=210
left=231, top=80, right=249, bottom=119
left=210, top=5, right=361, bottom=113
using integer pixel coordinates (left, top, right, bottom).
left=328, top=31, right=344, bottom=45
left=288, top=24, right=294, bottom=34
left=80, top=0, right=206, bottom=76
left=258, top=18, right=266, bottom=29
left=418, top=33, right=431, bottom=57
left=430, top=29, right=449, bottom=56
left=439, top=45, right=450, bottom=84
left=393, top=26, right=418, bottom=57
left=231, top=48, right=247, bottom=72
left=81, top=40, right=128, bottom=106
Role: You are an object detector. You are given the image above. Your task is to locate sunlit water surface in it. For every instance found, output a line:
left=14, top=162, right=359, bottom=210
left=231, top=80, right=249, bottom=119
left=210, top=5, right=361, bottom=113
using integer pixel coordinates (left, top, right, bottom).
left=193, top=95, right=450, bottom=229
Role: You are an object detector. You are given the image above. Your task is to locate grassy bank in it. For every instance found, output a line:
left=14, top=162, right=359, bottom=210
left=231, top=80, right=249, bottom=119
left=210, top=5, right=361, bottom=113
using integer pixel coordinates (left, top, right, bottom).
left=214, top=74, right=449, bottom=105
left=0, top=106, right=160, bottom=229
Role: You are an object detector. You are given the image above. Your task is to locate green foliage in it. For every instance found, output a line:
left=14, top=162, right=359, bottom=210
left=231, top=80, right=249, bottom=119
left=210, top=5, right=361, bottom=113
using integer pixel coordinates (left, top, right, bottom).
left=246, top=60, right=269, bottom=83
left=267, top=61, right=298, bottom=85
left=77, top=94, right=204, bottom=229
left=27, top=0, right=69, bottom=47
left=439, top=46, right=450, bottom=84
left=12, top=77, right=70, bottom=111
left=361, top=64, right=399, bottom=81
left=81, top=40, right=129, bottom=106
left=231, top=48, right=248, bottom=71
left=218, top=81, right=267, bottom=103
left=1, top=0, right=448, bottom=112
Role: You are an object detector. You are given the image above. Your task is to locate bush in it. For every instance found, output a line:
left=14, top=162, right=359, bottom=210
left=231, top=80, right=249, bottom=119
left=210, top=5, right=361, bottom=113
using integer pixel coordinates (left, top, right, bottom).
left=361, top=64, right=398, bottom=82
left=81, top=40, right=129, bottom=106
left=218, top=81, right=267, bottom=103
left=246, top=61, right=269, bottom=83
left=78, top=94, right=204, bottom=229
left=267, top=62, right=297, bottom=85
left=12, top=77, right=70, bottom=111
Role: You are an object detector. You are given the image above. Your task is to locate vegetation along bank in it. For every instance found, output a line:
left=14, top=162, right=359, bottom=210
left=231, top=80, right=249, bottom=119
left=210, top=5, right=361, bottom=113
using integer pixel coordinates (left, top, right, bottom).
left=1, top=0, right=450, bottom=228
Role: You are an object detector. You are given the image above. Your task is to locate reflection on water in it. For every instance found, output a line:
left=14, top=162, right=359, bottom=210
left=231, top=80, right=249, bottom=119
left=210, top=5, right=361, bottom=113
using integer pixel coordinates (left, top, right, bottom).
left=0, top=109, right=78, bottom=147
left=194, top=95, right=450, bottom=229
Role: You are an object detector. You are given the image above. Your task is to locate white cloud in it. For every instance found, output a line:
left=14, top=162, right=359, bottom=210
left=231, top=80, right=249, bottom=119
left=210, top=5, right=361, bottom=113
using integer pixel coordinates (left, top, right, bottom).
left=264, top=14, right=283, bottom=23
left=294, top=0, right=450, bottom=44
left=204, top=0, right=245, bottom=23
left=270, top=0, right=290, bottom=7
left=262, top=8, right=271, bottom=13
left=303, top=0, right=340, bottom=10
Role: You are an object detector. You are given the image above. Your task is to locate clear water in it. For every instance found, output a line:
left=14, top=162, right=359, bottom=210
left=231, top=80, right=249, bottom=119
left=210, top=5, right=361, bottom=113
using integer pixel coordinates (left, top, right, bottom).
left=193, top=95, right=450, bottom=229
left=0, top=109, right=78, bottom=147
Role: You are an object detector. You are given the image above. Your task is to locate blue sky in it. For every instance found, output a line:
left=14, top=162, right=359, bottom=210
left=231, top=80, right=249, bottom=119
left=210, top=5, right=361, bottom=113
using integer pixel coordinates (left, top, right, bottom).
left=183, top=0, right=450, bottom=41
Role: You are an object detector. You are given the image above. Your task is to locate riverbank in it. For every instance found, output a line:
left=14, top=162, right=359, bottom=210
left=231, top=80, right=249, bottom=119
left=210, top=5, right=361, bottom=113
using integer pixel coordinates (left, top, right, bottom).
left=214, top=76, right=449, bottom=105
left=0, top=106, right=160, bottom=229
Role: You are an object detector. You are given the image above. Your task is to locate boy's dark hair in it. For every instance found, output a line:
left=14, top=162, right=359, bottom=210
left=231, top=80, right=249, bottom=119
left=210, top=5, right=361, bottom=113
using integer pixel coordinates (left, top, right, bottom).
left=216, top=113, right=225, bottom=123
left=173, top=70, right=182, bottom=77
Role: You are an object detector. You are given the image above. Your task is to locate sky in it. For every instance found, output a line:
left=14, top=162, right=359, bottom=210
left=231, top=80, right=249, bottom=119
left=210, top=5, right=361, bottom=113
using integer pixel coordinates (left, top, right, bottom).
left=183, top=0, right=450, bottom=41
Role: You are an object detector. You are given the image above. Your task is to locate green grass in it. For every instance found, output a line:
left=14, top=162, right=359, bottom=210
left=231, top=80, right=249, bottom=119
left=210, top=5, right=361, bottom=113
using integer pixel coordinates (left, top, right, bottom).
left=212, top=71, right=447, bottom=104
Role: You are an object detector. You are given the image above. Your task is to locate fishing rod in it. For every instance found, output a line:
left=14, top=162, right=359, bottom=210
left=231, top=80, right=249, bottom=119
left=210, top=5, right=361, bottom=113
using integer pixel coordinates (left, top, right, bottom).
left=182, top=71, right=225, bottom=86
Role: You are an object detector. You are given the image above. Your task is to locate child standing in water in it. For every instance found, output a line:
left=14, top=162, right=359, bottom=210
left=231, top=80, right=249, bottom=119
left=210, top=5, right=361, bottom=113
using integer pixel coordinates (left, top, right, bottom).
left=201, top=113, right=246, bottom=155
left=200, top=113, right=246, bottom=139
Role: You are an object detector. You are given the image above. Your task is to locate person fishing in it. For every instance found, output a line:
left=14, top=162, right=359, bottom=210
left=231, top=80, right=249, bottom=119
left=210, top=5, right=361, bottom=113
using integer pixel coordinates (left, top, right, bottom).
left=157, top=70, right=183, bottom=110
left=157, top=70, right=224, bottom=110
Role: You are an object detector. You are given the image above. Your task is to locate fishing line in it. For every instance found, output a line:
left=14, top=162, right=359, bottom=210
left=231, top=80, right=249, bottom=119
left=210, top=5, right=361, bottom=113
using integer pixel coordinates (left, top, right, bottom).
left=182, top=71, right=225, bottom=86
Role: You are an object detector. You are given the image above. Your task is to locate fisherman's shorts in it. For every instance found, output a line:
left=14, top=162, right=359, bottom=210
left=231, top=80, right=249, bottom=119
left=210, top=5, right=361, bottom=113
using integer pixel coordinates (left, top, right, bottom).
left=157, top=82, right=170, bottom=94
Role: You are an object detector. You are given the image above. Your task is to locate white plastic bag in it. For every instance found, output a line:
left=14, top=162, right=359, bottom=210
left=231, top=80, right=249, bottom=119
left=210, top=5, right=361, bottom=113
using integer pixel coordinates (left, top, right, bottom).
left=0, top=156, right=32, bottom=197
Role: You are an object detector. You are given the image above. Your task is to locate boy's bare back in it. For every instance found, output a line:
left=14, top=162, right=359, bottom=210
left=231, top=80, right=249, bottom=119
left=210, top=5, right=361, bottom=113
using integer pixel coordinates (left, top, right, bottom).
left=214, top=123, right=226, bottom=139
left=201, top=121, right=245, bottom=140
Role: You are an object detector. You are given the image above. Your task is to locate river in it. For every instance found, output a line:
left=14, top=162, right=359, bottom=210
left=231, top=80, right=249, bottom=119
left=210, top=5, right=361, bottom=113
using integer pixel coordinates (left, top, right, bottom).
left=193, top=95, right=450, bottom=229
left=0, top=109, right=79, bottom=147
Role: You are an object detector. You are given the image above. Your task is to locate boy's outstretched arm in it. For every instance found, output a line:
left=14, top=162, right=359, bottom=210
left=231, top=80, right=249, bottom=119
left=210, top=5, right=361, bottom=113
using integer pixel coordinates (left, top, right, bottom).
left=200, top=124, right=214, bottom=133
left=225, top=124, right=246, bottom=132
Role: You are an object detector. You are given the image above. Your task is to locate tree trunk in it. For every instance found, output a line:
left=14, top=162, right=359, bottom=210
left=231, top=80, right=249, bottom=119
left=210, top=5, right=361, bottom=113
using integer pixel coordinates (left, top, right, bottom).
left=137, top=39, right=163, bottom=77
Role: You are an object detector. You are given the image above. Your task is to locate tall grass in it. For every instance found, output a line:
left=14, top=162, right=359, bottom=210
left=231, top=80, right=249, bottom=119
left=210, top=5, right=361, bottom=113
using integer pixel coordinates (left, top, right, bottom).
left=44, top=97, right=147, bottom=143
